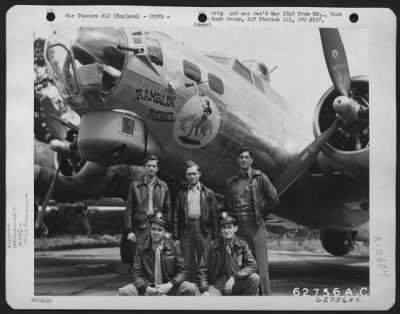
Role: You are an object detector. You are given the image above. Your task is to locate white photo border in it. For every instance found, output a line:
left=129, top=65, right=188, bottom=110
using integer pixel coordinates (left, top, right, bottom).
left=5, top=5, right=396, bottom=310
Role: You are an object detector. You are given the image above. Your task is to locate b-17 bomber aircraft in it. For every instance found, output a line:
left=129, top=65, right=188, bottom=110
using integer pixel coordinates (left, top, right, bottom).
left=34, top=26, right=369, bottom=256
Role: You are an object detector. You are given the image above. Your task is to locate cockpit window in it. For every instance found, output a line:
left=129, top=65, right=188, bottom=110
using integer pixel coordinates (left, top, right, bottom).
left=146, top=37, right=163, bottom=66
left=232, top=60, right=253, bottom=84
left=253, top=75, right=265, bottom=93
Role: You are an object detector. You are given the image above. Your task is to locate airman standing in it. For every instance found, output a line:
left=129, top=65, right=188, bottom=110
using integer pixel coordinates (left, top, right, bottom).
left=173, top=161, right=219, bottom=281
left=224, top=148, right=279, bottom=295
left=121, top=155, right=171, bottom=265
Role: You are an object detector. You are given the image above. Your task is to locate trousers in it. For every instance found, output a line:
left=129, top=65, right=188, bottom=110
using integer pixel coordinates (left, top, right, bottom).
left=208, top=273, right=260, bottom=296
left=236, top=216, right=271, bottom=295
left=119, top=281, right=195, bottom=296
left=120, top=222, right=151, bottom=264
left=180, top=219, right=210, bottom=281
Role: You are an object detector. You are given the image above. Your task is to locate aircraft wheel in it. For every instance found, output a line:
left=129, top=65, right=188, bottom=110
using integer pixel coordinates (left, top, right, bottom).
left=320, top=230, right=355, bottom=256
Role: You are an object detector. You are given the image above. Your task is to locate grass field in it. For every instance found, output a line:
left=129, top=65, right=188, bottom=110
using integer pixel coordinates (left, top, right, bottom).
left=37, top=208, right=368, bottom=256
left=34, top=234, right=122, bottom=251
left=34, top=232, right=369, bottom=256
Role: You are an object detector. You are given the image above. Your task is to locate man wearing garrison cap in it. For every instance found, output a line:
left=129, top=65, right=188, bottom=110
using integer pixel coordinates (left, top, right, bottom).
left=196, top=212, right=260, bottom=296
left=119, top=212, right=195, bottom=296
left=172, top=160, right=219, bottom=282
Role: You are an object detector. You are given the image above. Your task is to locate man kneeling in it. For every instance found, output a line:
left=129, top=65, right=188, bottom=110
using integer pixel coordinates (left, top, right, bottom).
left=119, top=213, right=195, bottom=296
left=197, top=212, right=260, bottom=296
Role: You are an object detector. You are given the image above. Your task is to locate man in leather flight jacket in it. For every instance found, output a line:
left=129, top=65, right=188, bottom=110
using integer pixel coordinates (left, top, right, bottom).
left=173, top=161, right=219, bottom=281
left=224, top=148, right=279, bottom=295
left=197, top=212, right=260, bottom=296
left=119, top=213, right=195, bottom=296
left=121, top=155, right=171, bottom=265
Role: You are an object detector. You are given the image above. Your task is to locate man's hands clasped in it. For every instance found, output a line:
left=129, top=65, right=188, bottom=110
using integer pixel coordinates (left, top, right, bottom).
left=146, top=282, right=173, bottom=296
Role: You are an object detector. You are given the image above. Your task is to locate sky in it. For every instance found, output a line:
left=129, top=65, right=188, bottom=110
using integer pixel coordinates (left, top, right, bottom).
left=35, top=25, right=368, bottom=132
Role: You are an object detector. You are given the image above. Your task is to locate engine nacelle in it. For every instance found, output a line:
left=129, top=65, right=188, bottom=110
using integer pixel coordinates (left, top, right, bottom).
left=313, top=76, right=369, bottom=184
left=78, top=110, right=163, bottom=166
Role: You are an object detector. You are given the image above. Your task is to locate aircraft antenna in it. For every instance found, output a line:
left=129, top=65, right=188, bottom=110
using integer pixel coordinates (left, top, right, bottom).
left=270, top=65, right=278, bottom=73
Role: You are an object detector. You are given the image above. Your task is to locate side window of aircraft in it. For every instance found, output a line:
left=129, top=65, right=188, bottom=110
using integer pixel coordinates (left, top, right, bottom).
left=253, top=75, right=265, bottom=93
left=208, top=73, right=224, bottom=95
left=183, top=60, right=201, bottom=84
left=232, top=60, right=253, bottom=84
left=146, top=37, right=163, bottom=67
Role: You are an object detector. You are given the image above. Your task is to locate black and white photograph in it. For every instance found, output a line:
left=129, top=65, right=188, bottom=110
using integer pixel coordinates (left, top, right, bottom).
left=5, top=5, right=396, bottom=310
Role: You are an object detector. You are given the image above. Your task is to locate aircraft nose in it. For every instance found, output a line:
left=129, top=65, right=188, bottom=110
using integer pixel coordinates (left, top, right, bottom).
left=72, top=27, right=127, bottom=72
left=45, top=27, right=128, bottom=111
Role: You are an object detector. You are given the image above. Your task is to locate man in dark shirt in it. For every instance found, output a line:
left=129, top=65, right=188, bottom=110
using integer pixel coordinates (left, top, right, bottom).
left=224, top=148, right=279, bottom=295
left=119, top=213, right=195, bottom=296
left=197, top=212, right=260, bottom=296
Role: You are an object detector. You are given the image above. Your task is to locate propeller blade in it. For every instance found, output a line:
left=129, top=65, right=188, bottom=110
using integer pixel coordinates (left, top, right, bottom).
left=274, top=119, right=339, bottom=196
left=35, top=162, right=62, bottom=233
left=320, top=28, right=351, bottom=97
left=51, top=114, right=79, bottom=132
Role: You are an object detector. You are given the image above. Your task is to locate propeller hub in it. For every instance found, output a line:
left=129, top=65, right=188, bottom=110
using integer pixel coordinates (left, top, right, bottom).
left=333, top=96, right=360, bottom=122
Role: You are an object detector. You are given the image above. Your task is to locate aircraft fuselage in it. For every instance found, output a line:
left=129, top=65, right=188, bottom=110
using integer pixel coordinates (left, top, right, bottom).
left=43, top=27, right=368, bottom=231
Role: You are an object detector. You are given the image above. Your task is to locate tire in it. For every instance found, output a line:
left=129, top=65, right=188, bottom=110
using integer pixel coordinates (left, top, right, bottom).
left=320, top=230, right=354, bottom=256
